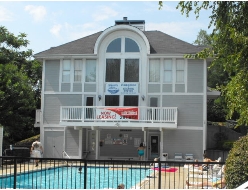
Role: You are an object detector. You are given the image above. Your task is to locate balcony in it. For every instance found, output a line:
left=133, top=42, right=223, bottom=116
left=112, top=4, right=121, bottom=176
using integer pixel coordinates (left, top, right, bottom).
left=60, top=106, right=178, bottom=129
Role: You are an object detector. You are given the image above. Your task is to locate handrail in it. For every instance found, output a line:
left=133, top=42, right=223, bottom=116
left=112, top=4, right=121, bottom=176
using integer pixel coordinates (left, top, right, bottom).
left=63, top=151, right=70, bottom=159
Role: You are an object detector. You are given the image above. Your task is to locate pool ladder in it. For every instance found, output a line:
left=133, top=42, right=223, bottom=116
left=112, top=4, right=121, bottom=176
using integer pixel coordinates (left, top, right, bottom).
left=63, top=151, right=73, bottom=166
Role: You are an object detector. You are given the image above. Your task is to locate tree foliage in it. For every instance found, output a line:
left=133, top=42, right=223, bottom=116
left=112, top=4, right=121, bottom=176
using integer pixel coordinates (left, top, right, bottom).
left=225, top=135, right=248, bottom=188
left=0, top=26, right=41, bottom=145
left=175, top=1, right=248, bottom=126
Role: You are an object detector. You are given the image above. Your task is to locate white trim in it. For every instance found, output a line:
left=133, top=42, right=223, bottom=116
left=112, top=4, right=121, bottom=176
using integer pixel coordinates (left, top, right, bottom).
left=203, top=59, right=207, bottom=151
left=94, top=25, right=150, bottom=54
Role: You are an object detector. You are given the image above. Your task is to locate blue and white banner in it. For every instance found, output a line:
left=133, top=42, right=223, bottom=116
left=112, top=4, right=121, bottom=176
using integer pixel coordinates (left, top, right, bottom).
left=105, top=83, right=138, bottom=95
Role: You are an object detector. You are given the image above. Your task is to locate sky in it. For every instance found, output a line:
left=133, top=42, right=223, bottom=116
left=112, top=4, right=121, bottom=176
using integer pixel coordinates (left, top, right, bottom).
left=0, top=1, right=213, bottom=55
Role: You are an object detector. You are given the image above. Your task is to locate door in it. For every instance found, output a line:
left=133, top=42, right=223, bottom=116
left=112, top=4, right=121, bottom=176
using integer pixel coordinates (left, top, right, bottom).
left=149, top=135, right=160, bottom=160
left=85, top=96, right=94, bottom=119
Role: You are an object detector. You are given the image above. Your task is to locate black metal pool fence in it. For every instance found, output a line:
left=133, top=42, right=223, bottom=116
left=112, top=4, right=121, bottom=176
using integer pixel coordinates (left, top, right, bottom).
left=0, top=156, right=225, bottom=189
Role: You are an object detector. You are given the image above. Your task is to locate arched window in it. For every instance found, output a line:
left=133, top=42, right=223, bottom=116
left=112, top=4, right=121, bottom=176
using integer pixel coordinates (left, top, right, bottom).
left=125, top=38, right=140, bottom=52
left=106, top=38, right=121, bottom=52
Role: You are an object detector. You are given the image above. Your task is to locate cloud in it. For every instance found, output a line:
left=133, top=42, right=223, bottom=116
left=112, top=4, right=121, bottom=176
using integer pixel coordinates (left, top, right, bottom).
left=0, top=6, right=13, bottom=21
left=146, top=21, right=208, bottom=43
left=25, top=5, right=47, bottom=22
left=50, top=24, right=62, bottom=37
left=92, top=6, right=118, bottom=21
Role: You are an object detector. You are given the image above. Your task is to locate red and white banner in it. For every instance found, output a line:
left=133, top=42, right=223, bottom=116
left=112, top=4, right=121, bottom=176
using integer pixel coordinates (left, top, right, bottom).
left=96, top=107, right=138, bottom=120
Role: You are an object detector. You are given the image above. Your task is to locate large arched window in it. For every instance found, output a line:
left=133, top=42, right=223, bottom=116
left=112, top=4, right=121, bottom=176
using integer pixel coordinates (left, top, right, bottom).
left=105, top=37, right=140, bottom=106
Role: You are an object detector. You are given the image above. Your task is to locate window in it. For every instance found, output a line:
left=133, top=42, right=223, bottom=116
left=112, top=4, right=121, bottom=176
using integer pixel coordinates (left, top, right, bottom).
left=106, top=59, right=121, bottom=82
left=105, top=95, right=119, bottom=106
left=124, top=59, right=139, bottom=82
left=125, top=38, right=139, bottom=52
left=176, top=59, right=185, bottom=83
left=163, top=59, right=172, bottom=83
left=86, top=59, right=96, bottom=82
left=74, top=60, right=82, bottom=82
left=62, top=60, right=71, bottom=82
left=149, top=59, right=160, bottom=82
left=106, top=38, right=121, bottom=52
left=124, top=95, right=138, bottom=106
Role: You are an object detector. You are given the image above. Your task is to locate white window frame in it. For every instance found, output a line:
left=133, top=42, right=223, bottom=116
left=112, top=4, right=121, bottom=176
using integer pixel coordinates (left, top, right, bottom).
left=176, top=59, right=185, bottom=83
left=62, top=60, right=71, bottom=83
left=74, top=59, right=82, bottom=82
left=163, top=59, right=173, bottom=83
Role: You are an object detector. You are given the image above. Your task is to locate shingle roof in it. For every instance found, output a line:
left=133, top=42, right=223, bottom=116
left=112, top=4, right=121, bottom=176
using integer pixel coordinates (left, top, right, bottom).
left=34, top=29, right=204, bottom=57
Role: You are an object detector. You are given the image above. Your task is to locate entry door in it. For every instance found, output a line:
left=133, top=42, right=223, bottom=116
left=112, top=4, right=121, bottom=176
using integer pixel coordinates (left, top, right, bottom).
left=87, top=130, right=96, bottom=159
left=149, top=135, right=160, bottom=160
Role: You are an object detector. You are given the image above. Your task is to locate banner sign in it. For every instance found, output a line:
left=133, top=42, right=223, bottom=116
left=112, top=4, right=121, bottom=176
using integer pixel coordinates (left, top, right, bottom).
left=105, top=83, right=138, bottom=95
left=96, top=107, right=139, bottom=120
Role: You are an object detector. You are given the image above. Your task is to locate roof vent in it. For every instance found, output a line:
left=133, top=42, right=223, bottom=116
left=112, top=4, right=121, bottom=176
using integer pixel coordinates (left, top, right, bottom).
left=115, top=17, right=145, bottom=31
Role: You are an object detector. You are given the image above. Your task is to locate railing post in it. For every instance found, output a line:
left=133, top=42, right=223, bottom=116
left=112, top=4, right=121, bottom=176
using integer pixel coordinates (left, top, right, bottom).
left=158, top=161, right=161, bottom=189
left=13, top=157, right=17, bottom=189
left=84, top=160, right=87, bottom=189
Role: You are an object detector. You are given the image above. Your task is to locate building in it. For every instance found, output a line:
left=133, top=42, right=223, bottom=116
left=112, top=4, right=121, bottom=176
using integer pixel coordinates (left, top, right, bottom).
left=34, top=17, right=218, bottom=160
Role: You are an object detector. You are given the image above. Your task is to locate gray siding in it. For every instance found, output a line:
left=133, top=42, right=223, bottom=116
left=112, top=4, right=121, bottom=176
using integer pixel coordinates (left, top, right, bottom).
left=163, top=129, right=203, bottom=160
left=45, top=60, right=60, bottom=92
left=187, top=60, right=204, bottom=93
left=44, top=94, right=82, bottom=124
left=44, top=130, right=64, bottom=158
left=73, top=83, right=82, bottom=92
left=100, top=129, right=144, bottom=157
left=61, top=83, right=70, bottom=92
left=148, top=84, right=160, bottom=93
left=162, top=84, right=172, bottom=92
left=65, top=127, right=79, bottom=156
left=175, top=84, right=185, bottom=92
left=162, top=95, right=203, bottom=127
left=84, top=83, right=96, bottom=92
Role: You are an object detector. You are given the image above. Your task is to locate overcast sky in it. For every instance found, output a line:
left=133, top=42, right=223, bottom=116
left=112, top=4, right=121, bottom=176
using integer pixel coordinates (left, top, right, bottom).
left=0, top=1, right=213, bottom=55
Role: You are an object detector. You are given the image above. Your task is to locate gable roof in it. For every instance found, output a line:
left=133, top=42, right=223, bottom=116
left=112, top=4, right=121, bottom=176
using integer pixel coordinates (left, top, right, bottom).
left=34, top=29, right=204, bottom=57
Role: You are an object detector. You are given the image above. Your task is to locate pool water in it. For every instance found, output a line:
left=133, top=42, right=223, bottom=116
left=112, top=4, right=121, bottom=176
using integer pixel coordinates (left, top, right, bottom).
left=0, top=166, right=152, bottom=189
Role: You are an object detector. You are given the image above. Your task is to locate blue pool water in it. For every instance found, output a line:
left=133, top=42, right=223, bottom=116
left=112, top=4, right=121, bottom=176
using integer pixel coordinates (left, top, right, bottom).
left=0, top=166, right=152, bottom=189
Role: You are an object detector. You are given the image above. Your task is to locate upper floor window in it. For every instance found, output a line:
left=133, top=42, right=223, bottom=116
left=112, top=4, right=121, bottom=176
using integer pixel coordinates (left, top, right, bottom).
left=125, top=38, right=139, bottom=52
left=149, top=59, right=160, bottom=82
left=106, top=59, right=121, bottom=82
left=106, top=38, right=121, bottom=52
left=62, top=60, right=71, bottom=83
left=176, top=59, right=185, bottom=83
left=164, top=59, right=172, bottom=83
left=106, top=38, right=140, bottom=53
left=85, top=59, right=96, bottom=82
left=74, top=60, right=82, bottom=82
left=125, top=59, right=139, bottom=82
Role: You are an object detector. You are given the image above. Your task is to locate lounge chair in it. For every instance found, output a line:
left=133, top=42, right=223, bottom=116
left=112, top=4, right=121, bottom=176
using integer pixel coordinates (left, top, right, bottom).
left=185, top=153, right=194, bottom=161
left=174, top=153, right=183, bottom=161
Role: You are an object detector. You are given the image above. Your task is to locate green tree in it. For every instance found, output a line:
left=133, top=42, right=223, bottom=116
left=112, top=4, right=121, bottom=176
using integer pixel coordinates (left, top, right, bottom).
left=174, top=1, right=248, bottom=126
left=193, top=29, right=212, bottom=45
left=0, top=26, right=41, bottom=146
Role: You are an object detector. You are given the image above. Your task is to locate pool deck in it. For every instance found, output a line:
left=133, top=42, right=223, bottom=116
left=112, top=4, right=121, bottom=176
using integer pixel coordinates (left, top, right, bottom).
left=0, top=161, right=209, bottom=189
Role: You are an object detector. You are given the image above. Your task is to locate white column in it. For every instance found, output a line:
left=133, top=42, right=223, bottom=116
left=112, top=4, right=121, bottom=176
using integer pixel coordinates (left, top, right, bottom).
left=95, top=129, right=99, bottom=159
left=160, top=128, right=164, bottom=159
left=143, top=130, right=147, bottom=160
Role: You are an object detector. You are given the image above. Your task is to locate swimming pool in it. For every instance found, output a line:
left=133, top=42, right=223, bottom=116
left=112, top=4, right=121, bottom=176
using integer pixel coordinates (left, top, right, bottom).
left=0, top=166, right=152, bottom=189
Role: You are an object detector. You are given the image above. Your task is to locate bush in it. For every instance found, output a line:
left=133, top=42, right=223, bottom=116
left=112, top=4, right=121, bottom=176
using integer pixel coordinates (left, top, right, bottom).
left=225, top=135, right=248, bottom=188
left=222, top=140, right=235, bottom=150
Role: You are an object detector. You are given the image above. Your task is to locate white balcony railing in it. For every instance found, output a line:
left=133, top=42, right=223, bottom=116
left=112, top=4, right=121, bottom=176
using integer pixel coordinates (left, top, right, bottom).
left=60, top=106, right=177, bottom=124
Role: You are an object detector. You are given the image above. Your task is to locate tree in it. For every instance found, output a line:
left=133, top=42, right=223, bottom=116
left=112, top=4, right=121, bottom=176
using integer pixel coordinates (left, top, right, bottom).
left=193, top=29, right=212, bottom=46
left=173, top=1, right=248, bottom=126
left=225, top=135, right=248, bottom=188
left=0, top=26, right=41, bottom=146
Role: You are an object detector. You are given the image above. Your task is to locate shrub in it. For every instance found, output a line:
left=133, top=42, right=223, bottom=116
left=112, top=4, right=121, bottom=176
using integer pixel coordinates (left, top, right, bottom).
left=225, top=135, right=248, bottom=188
left=222, top=140, right=234, bottom=150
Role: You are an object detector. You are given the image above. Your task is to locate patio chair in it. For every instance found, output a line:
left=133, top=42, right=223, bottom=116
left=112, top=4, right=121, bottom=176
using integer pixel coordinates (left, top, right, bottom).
left=185, top=153, right=194, bottom=161
left=174, top=153, right=183, bottom=161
